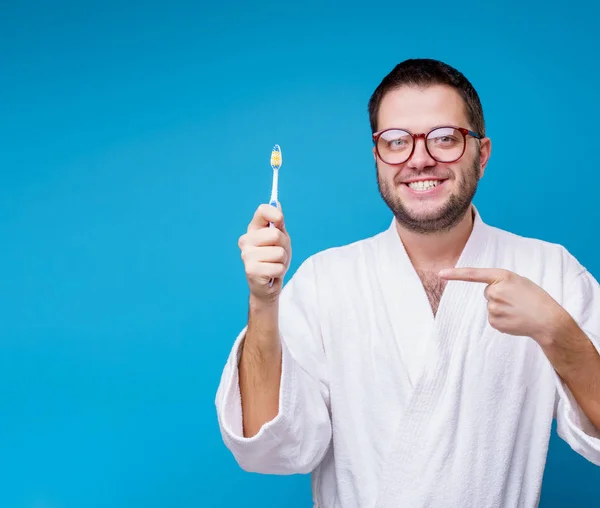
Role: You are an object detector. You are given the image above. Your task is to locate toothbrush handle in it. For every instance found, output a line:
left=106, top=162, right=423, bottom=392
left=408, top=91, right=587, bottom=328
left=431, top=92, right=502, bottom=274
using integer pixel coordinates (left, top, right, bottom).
left=268, top=199, right=278, bottom=287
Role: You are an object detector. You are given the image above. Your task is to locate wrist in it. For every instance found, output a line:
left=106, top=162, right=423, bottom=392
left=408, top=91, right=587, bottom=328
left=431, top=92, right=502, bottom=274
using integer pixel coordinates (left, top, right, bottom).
left=535, top=305, right=577, bottom=348
left=245, top=294, right=281, bottom=354
left=249, top=293, right=279, bottom=315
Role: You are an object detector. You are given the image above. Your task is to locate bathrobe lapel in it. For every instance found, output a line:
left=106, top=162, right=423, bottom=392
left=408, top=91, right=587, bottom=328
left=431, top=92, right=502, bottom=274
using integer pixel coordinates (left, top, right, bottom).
left=374, top=206, right=493, bottom=506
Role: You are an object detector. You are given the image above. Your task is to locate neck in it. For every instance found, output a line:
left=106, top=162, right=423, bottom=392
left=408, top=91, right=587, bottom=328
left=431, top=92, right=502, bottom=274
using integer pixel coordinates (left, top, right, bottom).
left=395, top=206, right=475, bottom=270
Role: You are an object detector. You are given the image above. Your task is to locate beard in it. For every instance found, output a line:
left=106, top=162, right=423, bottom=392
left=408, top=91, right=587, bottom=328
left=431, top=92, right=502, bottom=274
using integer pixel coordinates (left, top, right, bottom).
left=377, top=155, right=481, bottom=235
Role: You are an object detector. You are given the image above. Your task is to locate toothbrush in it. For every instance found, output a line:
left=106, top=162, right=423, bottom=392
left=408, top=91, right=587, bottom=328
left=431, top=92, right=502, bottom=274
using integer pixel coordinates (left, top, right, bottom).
left=268, top=144, right=282, bottom=287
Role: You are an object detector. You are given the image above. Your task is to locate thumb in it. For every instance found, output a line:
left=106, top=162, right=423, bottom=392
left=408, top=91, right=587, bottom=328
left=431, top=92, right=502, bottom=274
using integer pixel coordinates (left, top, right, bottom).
left=269, top=200, right=287, bottom=233
left=272, top=201, right=286, bottom=232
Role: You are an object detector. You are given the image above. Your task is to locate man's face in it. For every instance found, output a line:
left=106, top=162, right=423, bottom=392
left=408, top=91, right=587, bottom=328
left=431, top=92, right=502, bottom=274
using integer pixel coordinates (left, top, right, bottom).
left=374, top=85, right=491, bottom=234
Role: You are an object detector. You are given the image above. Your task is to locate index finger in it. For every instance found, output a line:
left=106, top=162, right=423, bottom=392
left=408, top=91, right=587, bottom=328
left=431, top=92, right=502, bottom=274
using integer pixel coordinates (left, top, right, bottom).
left=438, top=267, right=507, bottom=284
left=248, top=203, right=285, bottom=232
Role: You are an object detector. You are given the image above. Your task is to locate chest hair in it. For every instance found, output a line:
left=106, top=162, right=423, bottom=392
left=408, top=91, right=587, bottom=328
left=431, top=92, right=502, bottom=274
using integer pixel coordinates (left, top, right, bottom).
left=416, top=270, right=447, bottom=316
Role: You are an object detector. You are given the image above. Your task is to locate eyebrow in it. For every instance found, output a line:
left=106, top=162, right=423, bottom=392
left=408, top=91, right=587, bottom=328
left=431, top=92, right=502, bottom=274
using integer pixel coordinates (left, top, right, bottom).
left=379, top=123, right=461, bottom=133
left=418, top=124, right=461, bottom=131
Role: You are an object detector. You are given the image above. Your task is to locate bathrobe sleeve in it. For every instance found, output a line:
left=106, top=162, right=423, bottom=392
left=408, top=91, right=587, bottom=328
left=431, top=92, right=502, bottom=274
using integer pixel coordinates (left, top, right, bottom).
left=214, top=256, right=332, bottom=474
left=554, top=259, right=600, bottom=466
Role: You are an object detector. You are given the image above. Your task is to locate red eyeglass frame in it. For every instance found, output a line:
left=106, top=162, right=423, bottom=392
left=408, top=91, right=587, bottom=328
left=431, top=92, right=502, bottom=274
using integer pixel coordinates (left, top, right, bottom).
left=372, top=126, right=483, bottom=165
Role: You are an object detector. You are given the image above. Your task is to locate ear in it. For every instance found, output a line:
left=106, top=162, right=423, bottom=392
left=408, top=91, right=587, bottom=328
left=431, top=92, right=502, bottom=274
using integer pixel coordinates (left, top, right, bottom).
left=372, top=146, right=377, bottom=162
left=478, top=137, right=492, bottom=178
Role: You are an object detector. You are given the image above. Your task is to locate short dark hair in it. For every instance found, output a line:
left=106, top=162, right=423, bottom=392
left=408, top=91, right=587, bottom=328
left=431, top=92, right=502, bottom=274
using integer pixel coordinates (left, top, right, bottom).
left=368, top=58, right=485, bottom=137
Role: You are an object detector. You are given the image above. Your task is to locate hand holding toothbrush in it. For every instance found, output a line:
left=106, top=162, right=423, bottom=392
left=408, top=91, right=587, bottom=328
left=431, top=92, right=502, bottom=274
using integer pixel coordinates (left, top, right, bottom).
left=238, top=145, right=290, bottom=302
left=238, top=203, right=291, bottom=303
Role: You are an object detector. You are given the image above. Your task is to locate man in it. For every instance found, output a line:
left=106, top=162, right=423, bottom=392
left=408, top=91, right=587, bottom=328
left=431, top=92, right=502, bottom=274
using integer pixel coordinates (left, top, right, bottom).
left=215, top=59, right=600, bottom=507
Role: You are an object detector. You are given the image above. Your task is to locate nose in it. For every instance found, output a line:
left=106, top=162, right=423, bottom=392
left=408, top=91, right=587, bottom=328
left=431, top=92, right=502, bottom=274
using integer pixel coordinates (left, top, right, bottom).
left=407, top=135, right=436, bottom=171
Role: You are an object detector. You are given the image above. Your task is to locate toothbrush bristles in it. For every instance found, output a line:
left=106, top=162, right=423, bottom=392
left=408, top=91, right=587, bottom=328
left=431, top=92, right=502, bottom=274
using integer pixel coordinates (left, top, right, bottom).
left=270, top=144, right=282, bottom=169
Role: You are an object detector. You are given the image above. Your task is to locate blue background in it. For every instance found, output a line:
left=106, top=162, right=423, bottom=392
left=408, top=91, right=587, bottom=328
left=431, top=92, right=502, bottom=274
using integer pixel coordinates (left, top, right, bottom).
left=1, top=0, right=598, bottom=506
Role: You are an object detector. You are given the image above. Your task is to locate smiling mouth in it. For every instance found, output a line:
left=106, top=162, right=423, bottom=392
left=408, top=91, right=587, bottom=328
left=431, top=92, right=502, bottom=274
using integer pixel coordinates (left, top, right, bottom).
left=405, top=179, right=445, bottom=191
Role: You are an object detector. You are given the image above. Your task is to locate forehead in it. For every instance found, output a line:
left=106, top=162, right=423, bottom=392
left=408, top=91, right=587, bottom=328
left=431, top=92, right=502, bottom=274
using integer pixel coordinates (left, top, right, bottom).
left=377, top=84, right=469, bottom=132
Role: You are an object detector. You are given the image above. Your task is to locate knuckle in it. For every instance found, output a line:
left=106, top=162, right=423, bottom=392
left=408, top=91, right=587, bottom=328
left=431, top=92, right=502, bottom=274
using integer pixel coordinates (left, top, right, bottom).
left=245, top=261, right=257, bottom=276
left=242, top=246, right=258, bottom=263
left=488, top=301, right=505, bottom=316
left=277, top=247, right=288, bottom=263
left=462, top=269, right=475, bottom=280
left=271, top=228, right=284, bottom=244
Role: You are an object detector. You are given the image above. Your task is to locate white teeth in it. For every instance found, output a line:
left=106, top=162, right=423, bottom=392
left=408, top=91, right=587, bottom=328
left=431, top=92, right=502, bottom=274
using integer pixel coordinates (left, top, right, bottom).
left=407, top=180, right=442, bottom=191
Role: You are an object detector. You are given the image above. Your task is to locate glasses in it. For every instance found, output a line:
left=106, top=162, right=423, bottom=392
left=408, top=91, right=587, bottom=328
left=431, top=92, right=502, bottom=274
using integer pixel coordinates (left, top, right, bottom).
left=372, top=126, right=482, bottom=165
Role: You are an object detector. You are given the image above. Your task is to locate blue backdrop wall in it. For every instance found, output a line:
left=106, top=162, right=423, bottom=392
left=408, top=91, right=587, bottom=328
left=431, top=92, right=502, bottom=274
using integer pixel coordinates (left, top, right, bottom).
left=1, top=1, right=598, bottom=506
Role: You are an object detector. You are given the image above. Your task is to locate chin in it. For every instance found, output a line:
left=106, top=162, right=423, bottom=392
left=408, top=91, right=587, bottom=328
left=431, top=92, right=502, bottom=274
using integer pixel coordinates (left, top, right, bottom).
left=404, top=203, right=450, bottom=222
left=400, top=189, right=451, bottom=208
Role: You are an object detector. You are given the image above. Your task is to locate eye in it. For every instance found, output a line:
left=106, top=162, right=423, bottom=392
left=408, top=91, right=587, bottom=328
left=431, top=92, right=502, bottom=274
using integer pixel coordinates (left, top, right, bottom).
left=431, top=135, right=459, bottom=146
left=381, top=131, right=411, bottom=151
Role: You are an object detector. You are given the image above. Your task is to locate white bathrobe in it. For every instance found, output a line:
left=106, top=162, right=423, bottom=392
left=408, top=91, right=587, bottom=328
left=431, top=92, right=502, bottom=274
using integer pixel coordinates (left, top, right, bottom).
left=215, top=207, right=600, bottom=508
